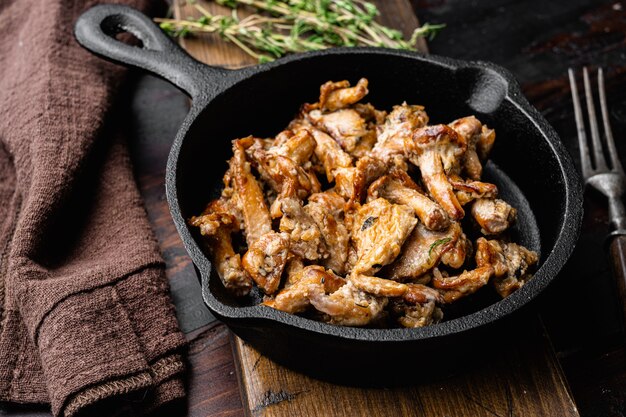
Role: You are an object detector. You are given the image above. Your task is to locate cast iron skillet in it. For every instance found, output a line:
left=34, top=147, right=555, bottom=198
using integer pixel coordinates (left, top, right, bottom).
left=75, top=5, right=583, bottom=382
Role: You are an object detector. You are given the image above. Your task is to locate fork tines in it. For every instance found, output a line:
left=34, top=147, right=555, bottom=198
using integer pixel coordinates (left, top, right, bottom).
left=568, top=67, right=622, bottom=176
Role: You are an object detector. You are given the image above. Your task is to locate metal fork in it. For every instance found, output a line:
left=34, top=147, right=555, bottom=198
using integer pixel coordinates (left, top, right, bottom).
left=568, top=67, right=626, bottom=328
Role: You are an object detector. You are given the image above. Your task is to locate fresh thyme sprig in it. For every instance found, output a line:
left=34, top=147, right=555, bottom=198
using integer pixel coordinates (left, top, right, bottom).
left=155, top=0, right=445, bottom=63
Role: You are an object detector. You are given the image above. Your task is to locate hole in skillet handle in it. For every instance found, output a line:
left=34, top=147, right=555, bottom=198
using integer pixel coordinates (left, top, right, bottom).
left=113, top=31, right=144, bottom=48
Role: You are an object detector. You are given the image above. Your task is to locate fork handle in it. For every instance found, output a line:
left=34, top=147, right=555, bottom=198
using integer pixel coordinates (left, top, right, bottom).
left=609, top=195, right=626, bottom=231
left=609, top=235, right=626, bottom=330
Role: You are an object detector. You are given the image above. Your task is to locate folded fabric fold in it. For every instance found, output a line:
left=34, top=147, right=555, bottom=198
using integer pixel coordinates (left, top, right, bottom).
left=37, top=267, right=186, bottom=416
left=0, top=0, right=187, bottom=415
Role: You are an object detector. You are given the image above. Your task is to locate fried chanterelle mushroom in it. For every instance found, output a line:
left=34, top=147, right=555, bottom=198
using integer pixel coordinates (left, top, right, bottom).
left=189, top=78, right=538, bottom=328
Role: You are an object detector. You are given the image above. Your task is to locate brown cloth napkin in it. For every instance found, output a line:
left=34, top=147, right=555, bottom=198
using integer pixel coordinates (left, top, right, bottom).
left=0, top=0, right=187, bottom=416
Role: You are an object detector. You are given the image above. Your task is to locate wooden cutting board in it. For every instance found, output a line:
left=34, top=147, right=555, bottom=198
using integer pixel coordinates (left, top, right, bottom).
left=172, top=1, right=579, bottom=415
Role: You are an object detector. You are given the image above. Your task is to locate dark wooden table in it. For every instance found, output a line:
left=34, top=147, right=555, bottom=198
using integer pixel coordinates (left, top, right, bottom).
left=2, top=1, right=625, bottom=416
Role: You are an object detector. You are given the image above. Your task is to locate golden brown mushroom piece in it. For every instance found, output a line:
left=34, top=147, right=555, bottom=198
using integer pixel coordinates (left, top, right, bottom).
left=432, top=236, right=537, bottom=303
left=448, top=175, right=498, bottom=206
left=350, top=274, right=445, bottom=306
left=475, top=238, right=538, bottom=297
left=334, top=155, right=388, bottom=207
left=448, top=116, right=495, bottom=180
left=349, top=103, right=387, bottom=159
left=354, top=102, right=387, bottom=125
left=264, top=265, right=345, bottom=314
left=246, top=146, right=319, bottom=218
left=349, top=274, right=409, bottom=297
left=371, top=103, right=429, bottom=169
left=268, top=128, right=316, bottom=166
left=189, top=199, right=253, bottom=296
left=471, top=198, right=517, bottom=235
left=390, top=284, right=444, bottom=328
left=307, top=127, right=353, bottom=182
left=307, top=280, right=388, bottom=326
left=278, top=197, right=328, bottom=261
left=431, top=266, right=494, bottom=304
left=430, top=236, right=502, bottom=303
left=230, top=138, right=273, bottom=245
left=282, top=256, right=305, bottom=289
left=308, top=108, right=368, bottom=153
left=267, top=129, right=320, bottom=194
left=368, top=169, right=450, bottom=231
left=440, top=232, right=472, bottom=270
left=384, top=221, right=463, bottom=282
left=477, top=124, right=496, bottom=160
left=409, top=125, right=467, bottom=220
left=351, top=198, right=418, bottom=276
left=306, top=191, right=350, bottom=275
left=392, top=301, right=443, bottom=328
left=349, top=275, right=444, bottom=327
left=241, top=232, right=290, bottom=295
left=318, top=78, right=369, bottom=112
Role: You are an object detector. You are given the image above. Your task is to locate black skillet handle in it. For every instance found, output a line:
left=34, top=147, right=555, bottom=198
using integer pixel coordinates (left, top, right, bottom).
left=74, top=4, right=227, bottom=101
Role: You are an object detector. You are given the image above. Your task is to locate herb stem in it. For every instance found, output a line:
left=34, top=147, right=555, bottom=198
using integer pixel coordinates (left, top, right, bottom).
left=157, top=0, right=445, bottom=63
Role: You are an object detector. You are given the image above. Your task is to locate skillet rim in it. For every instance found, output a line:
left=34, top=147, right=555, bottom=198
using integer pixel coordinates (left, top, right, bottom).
left=165, top=47, right=583, bottom=343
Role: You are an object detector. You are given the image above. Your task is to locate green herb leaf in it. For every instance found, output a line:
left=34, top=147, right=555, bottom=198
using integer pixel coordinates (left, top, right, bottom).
left=155, top=0, right=445, bottom=63
left=428, top=237, right=452, bottom=257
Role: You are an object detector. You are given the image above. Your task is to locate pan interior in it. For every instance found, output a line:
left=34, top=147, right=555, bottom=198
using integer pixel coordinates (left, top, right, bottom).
left=175, top=52, right=565, bottom=319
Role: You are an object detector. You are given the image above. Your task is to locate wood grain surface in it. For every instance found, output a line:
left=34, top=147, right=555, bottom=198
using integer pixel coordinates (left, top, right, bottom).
left=233, top=320, right=578, bottom=417
left=170, top=1, right=579, bottom=416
